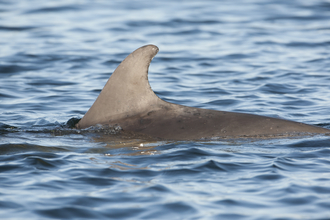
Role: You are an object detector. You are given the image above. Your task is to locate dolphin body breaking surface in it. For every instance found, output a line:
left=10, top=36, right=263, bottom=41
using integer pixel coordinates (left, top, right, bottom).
left=76, top=45, right=330, bottom=140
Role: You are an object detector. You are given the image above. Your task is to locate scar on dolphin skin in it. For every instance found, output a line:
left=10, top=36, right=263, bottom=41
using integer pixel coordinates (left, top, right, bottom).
left=76, top=45, right=330, bottom=140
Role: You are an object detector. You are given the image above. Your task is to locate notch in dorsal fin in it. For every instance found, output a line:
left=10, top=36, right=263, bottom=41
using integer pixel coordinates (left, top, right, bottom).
left=77, top=45, right=161, bottom=129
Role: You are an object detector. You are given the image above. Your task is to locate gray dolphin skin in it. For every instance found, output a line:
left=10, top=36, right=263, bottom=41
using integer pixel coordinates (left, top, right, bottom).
left=76, top=45, right=330, bottom=140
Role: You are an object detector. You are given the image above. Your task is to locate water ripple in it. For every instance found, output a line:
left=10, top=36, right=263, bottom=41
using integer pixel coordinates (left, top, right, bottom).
left=1, top=0, right=330, bottom=219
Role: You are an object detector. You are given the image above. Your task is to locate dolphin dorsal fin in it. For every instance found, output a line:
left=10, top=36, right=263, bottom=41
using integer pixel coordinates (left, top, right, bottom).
left=77, top=45, right=161, bottom=129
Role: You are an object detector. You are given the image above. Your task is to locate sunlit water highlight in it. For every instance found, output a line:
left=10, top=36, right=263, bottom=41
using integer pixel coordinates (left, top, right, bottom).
left=1, top=0, right=330, bottom=219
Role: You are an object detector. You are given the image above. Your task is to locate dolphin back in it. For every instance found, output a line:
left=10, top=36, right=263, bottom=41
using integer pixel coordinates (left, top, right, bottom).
left=77, top=45, right=330, bottom=140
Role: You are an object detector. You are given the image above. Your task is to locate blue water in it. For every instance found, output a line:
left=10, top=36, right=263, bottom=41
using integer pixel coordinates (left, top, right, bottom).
left=1, top=0, right=330, bottom=219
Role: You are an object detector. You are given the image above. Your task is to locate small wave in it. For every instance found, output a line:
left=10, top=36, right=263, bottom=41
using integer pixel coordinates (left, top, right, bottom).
left=260, top=83, right=299, bottom=94
left=285, top=41, right=330, bottom=48
left=0, top=144, right=70, bottom=155
left=35, top=206, right=104, bottom=219
left=0, top=25, right=36, bottom=31
left=0, top=64, right=38, bottom=74
left=24, top=5, right=82, bottom=14
left=205, top=99, right=239, bottom=108
left=126, top=18, right=221, bottom=28
left=0, top=201, right=22, bottom=209
left=0, top=123, right=17, bottom=135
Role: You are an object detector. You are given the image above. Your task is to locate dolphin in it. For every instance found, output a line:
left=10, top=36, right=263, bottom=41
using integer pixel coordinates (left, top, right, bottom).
left=76, top=45, right=330, bottom=140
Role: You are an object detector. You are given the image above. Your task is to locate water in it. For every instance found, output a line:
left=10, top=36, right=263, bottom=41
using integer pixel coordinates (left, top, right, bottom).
left=1, top=0, right=330, bottom=219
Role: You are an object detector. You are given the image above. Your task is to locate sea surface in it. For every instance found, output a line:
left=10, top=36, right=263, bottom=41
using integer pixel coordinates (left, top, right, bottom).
left=1, top=0, right=330, bottom=219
